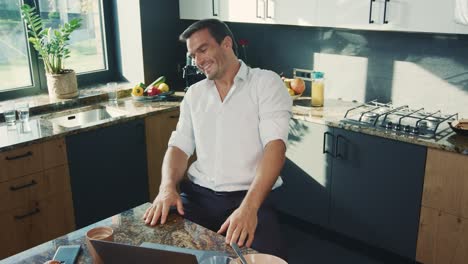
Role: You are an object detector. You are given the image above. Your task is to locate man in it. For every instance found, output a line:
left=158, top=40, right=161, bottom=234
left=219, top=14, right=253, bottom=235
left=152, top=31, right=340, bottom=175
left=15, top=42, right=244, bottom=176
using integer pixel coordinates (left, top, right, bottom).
left=143, top=19, right=292, bottom=259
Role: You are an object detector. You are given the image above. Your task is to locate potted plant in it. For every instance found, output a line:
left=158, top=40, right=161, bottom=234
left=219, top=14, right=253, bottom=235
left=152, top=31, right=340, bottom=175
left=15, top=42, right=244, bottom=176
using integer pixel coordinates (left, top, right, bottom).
left=20, top=4, right=82, bottom=99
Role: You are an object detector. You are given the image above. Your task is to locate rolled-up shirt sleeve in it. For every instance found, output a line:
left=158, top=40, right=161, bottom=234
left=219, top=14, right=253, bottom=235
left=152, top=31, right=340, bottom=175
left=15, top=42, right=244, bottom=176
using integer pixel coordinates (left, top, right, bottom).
left=168, top=89, right=196, bottom=157
left=258, top=72, right=293, bottom=148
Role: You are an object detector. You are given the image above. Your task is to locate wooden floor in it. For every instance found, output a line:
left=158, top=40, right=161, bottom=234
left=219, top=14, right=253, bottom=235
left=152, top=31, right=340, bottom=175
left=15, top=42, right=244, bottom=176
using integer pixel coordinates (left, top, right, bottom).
left=278, top=213, right=417, bottom=264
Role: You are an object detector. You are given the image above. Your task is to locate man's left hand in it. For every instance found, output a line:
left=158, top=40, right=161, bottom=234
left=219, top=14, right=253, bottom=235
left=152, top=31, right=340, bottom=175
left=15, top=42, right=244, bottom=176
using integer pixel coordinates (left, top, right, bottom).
left=217, top=204, right=258, bottom=248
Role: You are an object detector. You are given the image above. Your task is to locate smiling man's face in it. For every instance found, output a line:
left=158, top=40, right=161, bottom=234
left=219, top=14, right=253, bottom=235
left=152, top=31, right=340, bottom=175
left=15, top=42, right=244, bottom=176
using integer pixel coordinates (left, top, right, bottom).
left=187, top=28, right=231, bottom=80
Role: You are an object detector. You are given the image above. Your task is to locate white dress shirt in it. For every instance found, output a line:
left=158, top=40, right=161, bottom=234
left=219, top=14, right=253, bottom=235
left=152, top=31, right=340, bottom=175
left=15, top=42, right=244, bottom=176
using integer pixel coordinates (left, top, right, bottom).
left=168, top=61, right=292, bottom=192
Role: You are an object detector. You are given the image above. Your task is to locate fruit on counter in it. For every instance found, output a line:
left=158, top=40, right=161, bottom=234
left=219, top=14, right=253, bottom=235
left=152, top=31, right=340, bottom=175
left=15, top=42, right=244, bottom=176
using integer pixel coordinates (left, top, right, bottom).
left=452, top=119, right=468, bottom=130
left=147, top=86, right=162, bottom=96
left=290, top=78, right=305, bottom=95
left=145, top=76, right=166, bottom=92
left=157, top=83, right=170, bottom=93
left=132, top=83, right=145, bottom=96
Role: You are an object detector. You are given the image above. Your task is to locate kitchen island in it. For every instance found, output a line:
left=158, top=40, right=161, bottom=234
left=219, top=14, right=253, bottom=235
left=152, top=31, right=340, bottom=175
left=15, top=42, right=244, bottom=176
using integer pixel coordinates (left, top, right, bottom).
left=1, top=203, right=253, bottom=264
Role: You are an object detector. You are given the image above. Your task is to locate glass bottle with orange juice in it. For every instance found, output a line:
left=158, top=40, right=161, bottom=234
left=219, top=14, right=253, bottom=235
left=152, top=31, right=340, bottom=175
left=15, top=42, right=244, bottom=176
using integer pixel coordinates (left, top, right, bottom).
left=311, top=72, right=325, bottom=107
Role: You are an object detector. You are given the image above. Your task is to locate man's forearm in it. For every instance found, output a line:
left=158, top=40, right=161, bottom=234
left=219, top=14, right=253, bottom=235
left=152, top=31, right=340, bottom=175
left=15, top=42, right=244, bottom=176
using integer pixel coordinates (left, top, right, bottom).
left=241, top=139, right=286, bottom=210
left=160, top=146, right=189, bottom=191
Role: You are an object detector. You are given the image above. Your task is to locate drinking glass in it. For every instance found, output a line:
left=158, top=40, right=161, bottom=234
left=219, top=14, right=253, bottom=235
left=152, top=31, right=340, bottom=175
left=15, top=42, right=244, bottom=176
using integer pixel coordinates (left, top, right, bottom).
left=107, top=82, right=118, bottom=102
left=2, top=101, right=16, bottom=126
left=16, top=102, right=29, bottom=122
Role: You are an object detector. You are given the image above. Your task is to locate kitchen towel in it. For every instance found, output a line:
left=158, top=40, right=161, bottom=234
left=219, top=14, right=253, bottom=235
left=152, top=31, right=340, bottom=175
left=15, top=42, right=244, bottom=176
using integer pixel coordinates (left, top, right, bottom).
left=455, top=0, right=468, bottom=25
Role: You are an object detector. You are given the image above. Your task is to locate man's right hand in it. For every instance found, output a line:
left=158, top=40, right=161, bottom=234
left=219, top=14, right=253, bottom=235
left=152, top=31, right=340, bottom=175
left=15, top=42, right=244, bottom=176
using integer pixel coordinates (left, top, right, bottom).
left=142, top=186, right=184, bottom=226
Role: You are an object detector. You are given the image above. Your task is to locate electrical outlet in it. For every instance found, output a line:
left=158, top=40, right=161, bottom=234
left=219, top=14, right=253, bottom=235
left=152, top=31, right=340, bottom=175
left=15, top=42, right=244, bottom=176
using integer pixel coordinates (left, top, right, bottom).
left=293, top=68, right=314, bottom=81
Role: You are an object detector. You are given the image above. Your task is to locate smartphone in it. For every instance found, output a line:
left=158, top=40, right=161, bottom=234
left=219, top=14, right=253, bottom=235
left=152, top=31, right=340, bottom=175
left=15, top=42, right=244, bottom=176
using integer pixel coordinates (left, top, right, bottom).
left=53, top=245, right=81, bottom=264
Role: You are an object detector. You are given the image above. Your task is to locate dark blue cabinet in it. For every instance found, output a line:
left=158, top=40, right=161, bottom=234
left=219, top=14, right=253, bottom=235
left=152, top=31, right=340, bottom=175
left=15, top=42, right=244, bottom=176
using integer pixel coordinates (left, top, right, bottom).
left=271, top=119, right=333, bottom=227
left=66, top=119, right=148, bottom=228
left=274, top=120, right=427, bottom=259
left=329, top=128, right=426, bottom=259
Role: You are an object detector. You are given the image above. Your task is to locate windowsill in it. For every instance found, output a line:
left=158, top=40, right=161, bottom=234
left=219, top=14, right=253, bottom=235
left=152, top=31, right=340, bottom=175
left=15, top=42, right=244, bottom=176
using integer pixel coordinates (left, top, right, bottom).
left=0, top=81, right=133, bottom=119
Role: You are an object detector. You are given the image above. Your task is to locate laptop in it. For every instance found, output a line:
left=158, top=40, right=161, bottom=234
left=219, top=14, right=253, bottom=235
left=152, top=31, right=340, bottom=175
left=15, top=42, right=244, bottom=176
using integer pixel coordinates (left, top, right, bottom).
left=90, top=239, right=232, bottom=264
left=90, top=239, right=197, bottom=264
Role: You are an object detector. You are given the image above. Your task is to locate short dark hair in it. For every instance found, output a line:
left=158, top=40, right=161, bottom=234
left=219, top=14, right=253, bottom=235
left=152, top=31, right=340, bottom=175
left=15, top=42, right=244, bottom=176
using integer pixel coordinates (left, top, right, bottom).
left=179, top=19, right=238, bottom=56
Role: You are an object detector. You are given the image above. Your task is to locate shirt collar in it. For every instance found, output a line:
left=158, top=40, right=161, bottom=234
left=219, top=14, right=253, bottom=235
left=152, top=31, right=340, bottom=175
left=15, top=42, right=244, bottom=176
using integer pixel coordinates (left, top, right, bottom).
left=207, top=59, right=249, bottom=88
left=235, top=60, right=249, bottom=82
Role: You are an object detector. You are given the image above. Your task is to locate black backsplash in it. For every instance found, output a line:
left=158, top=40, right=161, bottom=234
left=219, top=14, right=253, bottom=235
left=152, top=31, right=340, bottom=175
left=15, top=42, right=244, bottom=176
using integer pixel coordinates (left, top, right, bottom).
left=146, top=1, right=468, bottom=116
left=226, top=22, right=468, bottom=115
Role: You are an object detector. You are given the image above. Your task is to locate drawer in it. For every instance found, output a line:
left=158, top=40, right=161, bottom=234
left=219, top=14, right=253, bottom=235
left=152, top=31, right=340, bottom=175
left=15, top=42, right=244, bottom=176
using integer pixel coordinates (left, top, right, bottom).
left=42, top=138, right=68, bottom=169
left=0, top=192, right=75, bottom=259
left=0, top=144, right=43, bottom=182
left=0, top=171, right=45, bottom=212
left=0, top=201, right=42, bottom=259
left=34, top=191, right=75, bottom=242
left=0, top=165, right=71, bottom=212
left=43, top=165, right=71, bottom=194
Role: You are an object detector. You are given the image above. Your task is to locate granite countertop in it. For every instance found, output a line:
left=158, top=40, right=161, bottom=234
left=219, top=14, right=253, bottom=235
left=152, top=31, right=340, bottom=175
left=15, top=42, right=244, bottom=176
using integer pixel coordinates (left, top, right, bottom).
left=0, top=92, right=183, bottom=153
left=1, top=203, right=254, bottom=264
left=292, top=97, right=468, bottom=155
left=1, top=90, right=467, bottom=155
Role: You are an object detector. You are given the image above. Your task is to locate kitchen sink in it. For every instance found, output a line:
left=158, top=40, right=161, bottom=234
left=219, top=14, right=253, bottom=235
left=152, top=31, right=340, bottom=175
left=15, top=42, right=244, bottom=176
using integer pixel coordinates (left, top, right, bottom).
left=42, top=105, right=127, bottom=129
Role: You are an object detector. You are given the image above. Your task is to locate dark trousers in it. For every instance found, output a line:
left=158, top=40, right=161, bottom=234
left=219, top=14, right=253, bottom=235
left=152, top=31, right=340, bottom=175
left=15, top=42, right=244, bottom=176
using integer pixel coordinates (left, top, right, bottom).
left=178, top=180, right=286, bottom=260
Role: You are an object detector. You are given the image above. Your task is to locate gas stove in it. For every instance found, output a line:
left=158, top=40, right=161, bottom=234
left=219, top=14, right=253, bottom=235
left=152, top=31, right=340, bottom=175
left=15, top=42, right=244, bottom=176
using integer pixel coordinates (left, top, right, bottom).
left=341, top=100, right=458, bottom=139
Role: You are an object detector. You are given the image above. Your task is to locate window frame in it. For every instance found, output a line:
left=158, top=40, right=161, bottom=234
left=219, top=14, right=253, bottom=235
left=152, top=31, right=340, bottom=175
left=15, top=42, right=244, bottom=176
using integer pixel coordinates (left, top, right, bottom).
left=0, top=0, right=116, bottom=100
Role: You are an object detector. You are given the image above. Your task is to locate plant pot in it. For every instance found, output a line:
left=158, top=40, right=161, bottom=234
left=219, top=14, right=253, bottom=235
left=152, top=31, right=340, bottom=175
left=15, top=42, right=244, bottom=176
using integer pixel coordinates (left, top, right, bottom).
left=46, top=69, right=79, bottom=99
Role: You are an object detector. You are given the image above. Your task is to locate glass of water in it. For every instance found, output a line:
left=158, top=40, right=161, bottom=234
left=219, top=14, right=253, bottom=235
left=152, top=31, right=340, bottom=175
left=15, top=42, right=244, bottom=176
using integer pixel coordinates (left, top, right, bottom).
left=16, top=102, right=30, bottom=122
left=2, top=101, right=16, bottom=126
left=107, top=82, right=118, bottom=102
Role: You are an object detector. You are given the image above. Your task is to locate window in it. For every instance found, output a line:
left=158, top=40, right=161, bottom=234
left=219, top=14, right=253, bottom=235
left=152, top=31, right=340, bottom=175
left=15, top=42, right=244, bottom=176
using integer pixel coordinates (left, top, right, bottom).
left=0, top=0, right=33, bottom=90
left=0, top=0, right=112, bottom=96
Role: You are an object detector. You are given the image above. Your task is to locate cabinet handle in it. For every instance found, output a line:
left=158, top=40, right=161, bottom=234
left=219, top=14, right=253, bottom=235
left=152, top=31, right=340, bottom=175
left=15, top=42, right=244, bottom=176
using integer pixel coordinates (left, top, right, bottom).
left=10, top=180, right=37, bottom=191
left=5, top=151, right=33, bottom=161
left=266, top=0, right=274, bottom=19
left=323, top=132, right=334, bottom=157
left=169, top=115, right=179, bottom=119
left=212, top=0, right=218, bottom=16
left=383, top=0, right=390, bottom=24
left=14, top=208, right=40, bottom=220
left=368, top=0, right=375, bottom=24
left=335, top=135, right=344, bottom=159
left=256, top=0, right=262, bottom=18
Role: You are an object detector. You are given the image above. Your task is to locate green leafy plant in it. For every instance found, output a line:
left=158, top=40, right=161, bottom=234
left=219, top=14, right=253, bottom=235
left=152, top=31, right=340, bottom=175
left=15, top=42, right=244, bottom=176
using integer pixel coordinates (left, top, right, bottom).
left=20, top=4, right=82, bottom=74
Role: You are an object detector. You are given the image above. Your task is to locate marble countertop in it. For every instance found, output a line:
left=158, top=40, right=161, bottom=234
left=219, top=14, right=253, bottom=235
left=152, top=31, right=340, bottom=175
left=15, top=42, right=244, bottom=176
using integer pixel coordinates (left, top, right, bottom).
left=292, top=97, right=468, bottom=155
left=1, top=90, right=467, bottom=155
left=1, top=203, right=254, bottom=264
left=0, top=95, right=181, bottom=153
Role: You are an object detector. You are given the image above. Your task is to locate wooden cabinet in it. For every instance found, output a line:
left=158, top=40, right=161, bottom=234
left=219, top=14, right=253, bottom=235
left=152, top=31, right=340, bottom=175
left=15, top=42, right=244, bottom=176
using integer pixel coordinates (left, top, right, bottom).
left=421, top=148, right=468, bottom=218
left=145, top=109, right=180, bottom=200
left=270, top=119, right=332, bottom=226
left=0, top=138, right=74, bottom=259
left=66, top=119, right=148, bottom=228
left=416, top=148, right=468, bottom=264
left=417, top=207, right=468, bottom=264
left=0, top=144, right=43, bottom=182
